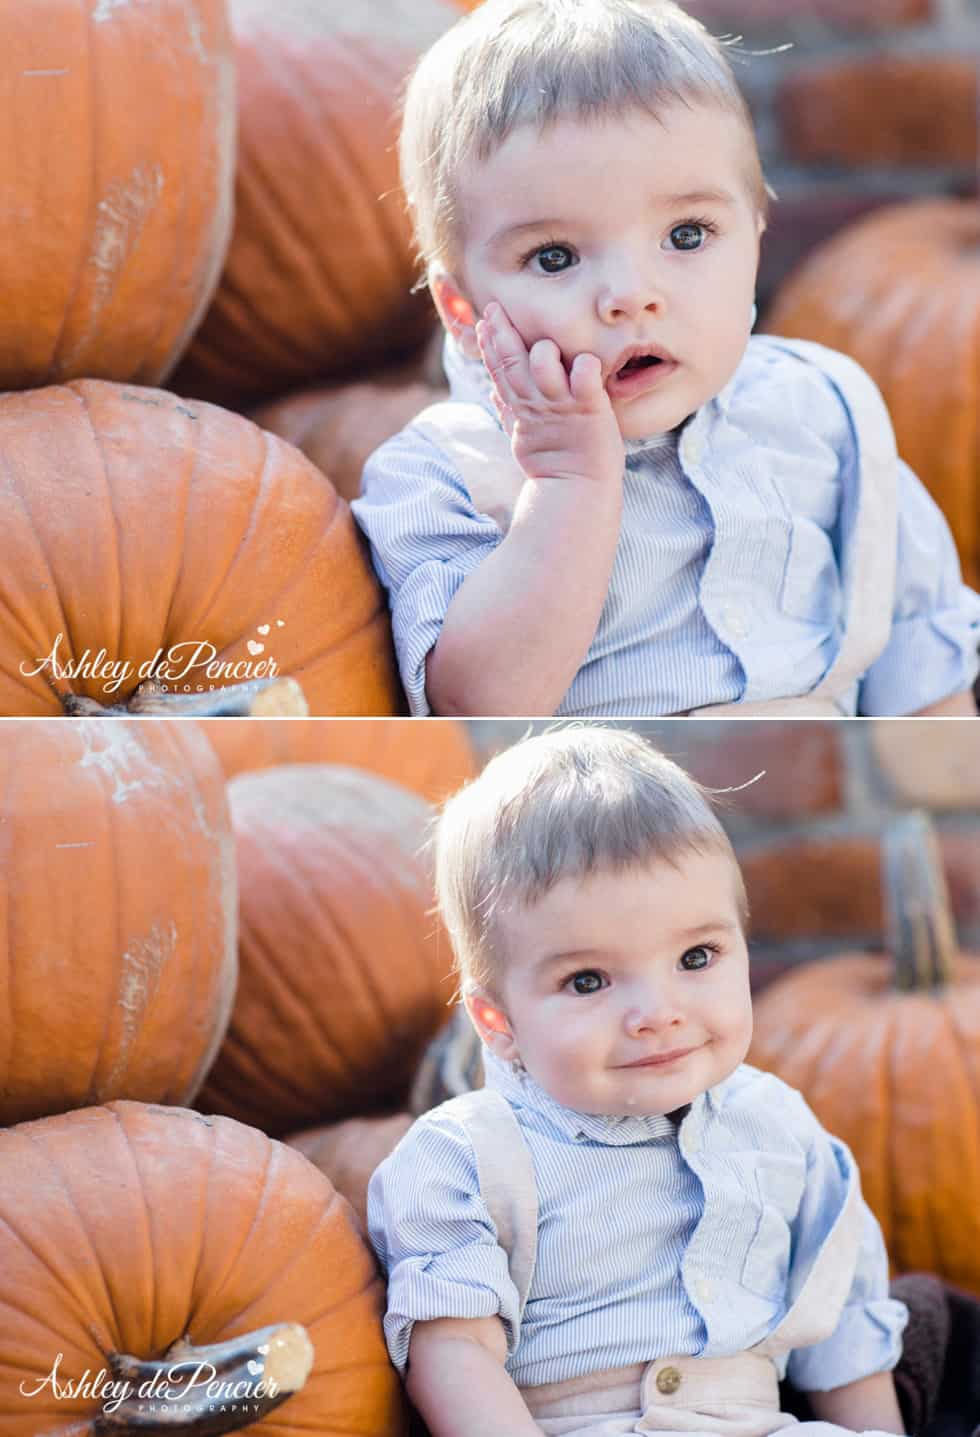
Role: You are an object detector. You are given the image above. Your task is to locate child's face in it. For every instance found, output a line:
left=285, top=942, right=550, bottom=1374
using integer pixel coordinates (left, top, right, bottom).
left=467, top=850, right=752, bottom=1117
left=435, top=103, right=764, bottom=439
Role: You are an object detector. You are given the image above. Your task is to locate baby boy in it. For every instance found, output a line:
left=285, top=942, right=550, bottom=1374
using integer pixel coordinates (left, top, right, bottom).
left=368, top=726, right=909, bottom=1436
left=351, top=0, right=980, bottom=718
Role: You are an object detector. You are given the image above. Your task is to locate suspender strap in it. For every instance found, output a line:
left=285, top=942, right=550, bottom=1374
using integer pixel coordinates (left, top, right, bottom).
left=751, top=1141, right=865, bottom=1359
left=441, top=1089, right=539, bottom=1317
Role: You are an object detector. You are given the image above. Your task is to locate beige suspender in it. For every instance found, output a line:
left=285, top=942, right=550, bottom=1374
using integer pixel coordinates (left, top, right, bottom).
left=440, top=1089, right=539, bottom=1317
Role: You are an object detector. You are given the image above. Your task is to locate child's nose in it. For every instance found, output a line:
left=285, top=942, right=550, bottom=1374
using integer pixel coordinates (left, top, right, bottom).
left=595, top=260, right=665, bottom=324
left=622, top=989, right=682, bottom=1035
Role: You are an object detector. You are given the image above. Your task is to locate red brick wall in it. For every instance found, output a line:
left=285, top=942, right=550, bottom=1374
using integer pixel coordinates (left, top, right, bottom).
left=679, top=0, right=980, bottom=309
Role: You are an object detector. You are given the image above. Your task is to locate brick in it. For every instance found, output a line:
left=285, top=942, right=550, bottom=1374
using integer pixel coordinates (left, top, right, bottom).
left=871, top=722, right=980, bottom=809
left=739, top=834, right=882, bottom=939
left=684, top=0, right=932, bottom=30
left=738, top=827, right=980, bottom=940
left=778, top=56, right=978, bottom=169
left=658, top=721, right=846, bottom=821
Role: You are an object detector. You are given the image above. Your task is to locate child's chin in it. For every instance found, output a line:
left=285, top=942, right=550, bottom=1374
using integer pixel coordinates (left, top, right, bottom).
left=615, top=399, right=683, bottom=441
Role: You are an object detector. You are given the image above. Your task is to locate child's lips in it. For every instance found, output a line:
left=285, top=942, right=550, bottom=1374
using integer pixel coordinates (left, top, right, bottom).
left=606, top=355, right=679, bottom=400
left=615, top=1045, right=697, bottom=1069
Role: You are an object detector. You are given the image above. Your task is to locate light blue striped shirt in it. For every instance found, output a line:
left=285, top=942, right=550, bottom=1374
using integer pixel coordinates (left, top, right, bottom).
left=351, top=334, right=980, bottom=716
left=367, top=1052, right=907, bottom=1393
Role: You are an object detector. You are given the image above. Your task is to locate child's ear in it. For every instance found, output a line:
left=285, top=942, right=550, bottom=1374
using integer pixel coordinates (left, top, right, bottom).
left=462, top=985, right=521, bottom=1063
left=430, top=269, right=481, bottom=361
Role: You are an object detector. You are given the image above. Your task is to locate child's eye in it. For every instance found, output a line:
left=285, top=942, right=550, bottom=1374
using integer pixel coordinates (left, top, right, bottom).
left=564, top=969, right=607, bottom=995
left=678, top=944, right=718, bottom=971
left=664, top=219, right=716, bottom=252
left=523, top=243, right=577, bottom=274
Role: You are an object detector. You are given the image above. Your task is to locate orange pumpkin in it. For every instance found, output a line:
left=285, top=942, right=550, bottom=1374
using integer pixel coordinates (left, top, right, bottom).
left=0, top=1101, right=406, bottom=1435
left=197, top=765, right=455, bottom=1136
left=0, top=720, right=237, bottom=1125
left=749, top=812, right=980, bottom=1294
left=197, top=717, right=477, bottom=804
left=251, top=370, right=447, bottom=503
left=764, top=199, right=980, bottom=588
left=173, top=0, right=459, bottom=406
left=0, top=381, right=402, bottom=716
left=0, top=0, right=234, bottom=390
left=289, top=1113, right=414, bottom=1232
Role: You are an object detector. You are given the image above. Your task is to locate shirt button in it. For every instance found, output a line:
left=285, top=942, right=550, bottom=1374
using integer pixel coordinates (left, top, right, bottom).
left=656, top=1366, right=682, bottom=1395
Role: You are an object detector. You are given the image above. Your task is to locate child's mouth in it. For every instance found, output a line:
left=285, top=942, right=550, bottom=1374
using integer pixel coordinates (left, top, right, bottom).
left=607, top=353, right=676, bottom=398
left=618, top=355, right=661, bottom=377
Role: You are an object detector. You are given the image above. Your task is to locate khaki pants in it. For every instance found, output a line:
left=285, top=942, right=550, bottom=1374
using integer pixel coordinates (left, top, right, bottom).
left=523, top=1354, right=896, bottom=1437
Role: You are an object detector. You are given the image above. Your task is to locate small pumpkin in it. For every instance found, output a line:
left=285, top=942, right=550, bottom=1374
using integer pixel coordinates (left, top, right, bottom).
left=251, top=368, right=447, bottom=503
left=0, top=0, right=234, bottom=389
left=0, top=720, right=237, bottom=1125
left=0, top=381, right=401, bottom=716
left=764, top=199, right=980, bottom=588
left=749, top=812, right=980, bottom=1295
left=288, top=1113, right=414, bottom=1232
left=197, top=764, right=455, bottom=1136
left=0, top=1101, right=406, bottom=1435
left=197, top=716, right=477, bottom=804
left=173, top=0, right=459, bottom=406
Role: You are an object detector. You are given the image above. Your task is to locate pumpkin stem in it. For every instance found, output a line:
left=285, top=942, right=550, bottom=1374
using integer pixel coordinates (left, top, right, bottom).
left=62, top=676, right=308, bottom=717
left=882, top=811, right=956, bottom=992
left=95, top=1322, right=314, bottom=1434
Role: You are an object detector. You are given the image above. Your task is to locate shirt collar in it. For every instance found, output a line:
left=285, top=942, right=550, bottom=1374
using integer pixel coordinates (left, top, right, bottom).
left=481, top=1047, right=702, bottom=1146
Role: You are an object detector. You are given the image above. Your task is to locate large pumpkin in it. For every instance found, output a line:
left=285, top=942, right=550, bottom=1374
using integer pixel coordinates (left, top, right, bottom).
left=749, top=812, right=980, bottom=1295
left=172, top=0, right=459, bottom=407
left=0, top=381, right=402, bottom=716
left=0, top=0, right=234, bottom=390
left=197, top=765, right=455, bottom=1136
left=197, top=717, right=477, bottom=804
left=764, top=199, right=980, bottom=588
left=0, top=720, right=237, bottom=1126
left=0, top=1101, right=406, bottom=1436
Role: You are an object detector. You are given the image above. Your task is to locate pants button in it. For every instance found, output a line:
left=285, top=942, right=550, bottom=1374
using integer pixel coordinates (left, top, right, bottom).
left=656, top=1366, right=682, bottom=1395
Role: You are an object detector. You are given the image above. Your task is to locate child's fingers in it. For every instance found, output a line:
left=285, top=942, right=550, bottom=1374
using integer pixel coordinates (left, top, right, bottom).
left=489, top=387, right=515, bottom=438
left=568, top=352, right=605, bottom=406
left=477, top=303, right=532, bottom=404
left=528, top=338, right=570, bottom=400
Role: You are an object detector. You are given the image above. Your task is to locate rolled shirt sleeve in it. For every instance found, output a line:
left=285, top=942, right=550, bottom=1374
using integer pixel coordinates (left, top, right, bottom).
left=351, top=426, right=502, bottom=715
left=858, top=460, right=980, bottom=714
left=784, top=1101, right=908, bottom=1392
left=366, top=1112, right=522, bottom=1375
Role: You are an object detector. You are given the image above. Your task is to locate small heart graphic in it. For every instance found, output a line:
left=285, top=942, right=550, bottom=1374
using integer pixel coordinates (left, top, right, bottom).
left=247, top=1359, right=262, bottom=1377
left=257, top=624, right=270, bottom=636
left=247, top=640, right=264, bottom=656
left=276, top=619, right=285, bottom=628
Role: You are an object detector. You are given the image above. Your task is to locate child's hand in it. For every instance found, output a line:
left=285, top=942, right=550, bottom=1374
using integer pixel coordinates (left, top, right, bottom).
left=475, top=302, right=624, bottom=487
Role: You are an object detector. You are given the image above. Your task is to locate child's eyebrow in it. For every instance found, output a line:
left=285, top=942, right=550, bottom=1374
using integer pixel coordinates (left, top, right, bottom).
left=660, top=188, right=738, bottom=209
left=532, top=947, right=604, bottom=973
left=487, top=188, right=738, bottom=250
